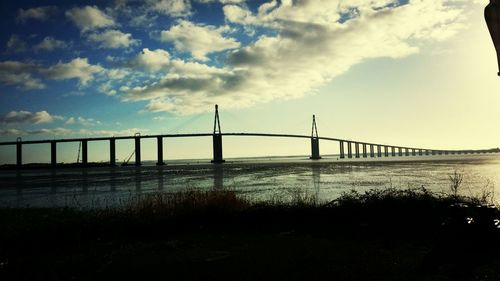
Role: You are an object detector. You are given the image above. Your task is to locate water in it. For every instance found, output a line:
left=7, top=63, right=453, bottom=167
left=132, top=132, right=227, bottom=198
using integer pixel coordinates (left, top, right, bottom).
left=1, top=154, right=500, bottom=208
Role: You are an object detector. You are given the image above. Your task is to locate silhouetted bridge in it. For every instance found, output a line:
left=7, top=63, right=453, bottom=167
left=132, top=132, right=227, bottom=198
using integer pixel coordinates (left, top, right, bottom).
left=1, top=105, right=498, bottom=167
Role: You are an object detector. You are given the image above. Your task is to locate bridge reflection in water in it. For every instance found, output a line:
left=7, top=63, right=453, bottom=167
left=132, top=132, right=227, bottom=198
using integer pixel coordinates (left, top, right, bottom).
left=1, top=105, right=498, bottom=168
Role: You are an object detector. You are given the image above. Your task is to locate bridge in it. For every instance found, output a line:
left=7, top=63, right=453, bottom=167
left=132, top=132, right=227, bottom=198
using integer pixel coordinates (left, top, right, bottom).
left=0, top=105, right=498, bottom=167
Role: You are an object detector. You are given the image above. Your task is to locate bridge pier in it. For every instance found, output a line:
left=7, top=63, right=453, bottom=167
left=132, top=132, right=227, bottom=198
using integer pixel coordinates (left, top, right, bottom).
left=347, top=142, right=352, bottom=158
left=339, top=141, right=345, bottom=159
left=109, top=138, right=116, bottom=166
left=419, top=149, right=423, bottom=156
left=212, top=134, right=225, bottom=163
left=157, top=136, right=165, bottom=165
left=398, top=147, right=402, bottom=156
left=355, top=143, right=360, bottom=158
left=370, top=144, right=375, bottom=157
left=135, top=136, right=141, bottom=166
left=82, top=140, right=88, bottom=165
left=411, top=149, right=416, bottom=156
left=310, top=138, right=321, bottom=160
left=377, top=146, right=382, bottom=157
left=362, top=143, right=367, bottom=158
left=16, top=138, right=22, bottom=166
left=384, top=146, right=389, bottom=157
left=51, top=141, right=57, bottom=166
left=392, top=146, right=396, bottom=157
left=405, top=148, right=409, bottom=156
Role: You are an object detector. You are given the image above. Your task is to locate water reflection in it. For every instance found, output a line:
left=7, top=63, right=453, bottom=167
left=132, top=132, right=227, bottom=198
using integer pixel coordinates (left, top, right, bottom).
left=110, top=167, right=116, bottom=192
left=158, top=167, right=164, bottom=190
left=213, top=164, right=224, bottom=190
left=312, top=165, right=321, bottom=204
left=82, top=169, right=88, bottom=193
left=135, top=167, right=141, bottom=191
left=50, top=169, right=57, bottom=193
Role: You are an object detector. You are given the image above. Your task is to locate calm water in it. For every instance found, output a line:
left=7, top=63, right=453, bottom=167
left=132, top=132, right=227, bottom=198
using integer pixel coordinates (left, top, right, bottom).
left=1, top=154, right=500, bottom=208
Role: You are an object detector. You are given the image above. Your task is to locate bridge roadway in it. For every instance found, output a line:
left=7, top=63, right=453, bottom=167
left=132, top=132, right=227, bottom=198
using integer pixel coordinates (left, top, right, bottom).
left=0, top=132, right=497, bottom=167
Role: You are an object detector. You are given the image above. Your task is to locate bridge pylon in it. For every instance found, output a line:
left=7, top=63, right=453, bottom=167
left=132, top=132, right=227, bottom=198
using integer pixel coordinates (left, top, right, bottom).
left=211, top=104, right=225, bottom=163
left=310, top=115, right=321, bottom=160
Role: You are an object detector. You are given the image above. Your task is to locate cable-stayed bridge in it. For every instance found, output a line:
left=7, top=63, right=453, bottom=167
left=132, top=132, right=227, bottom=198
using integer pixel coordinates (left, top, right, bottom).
left=0, top=105, right=498, bottom=167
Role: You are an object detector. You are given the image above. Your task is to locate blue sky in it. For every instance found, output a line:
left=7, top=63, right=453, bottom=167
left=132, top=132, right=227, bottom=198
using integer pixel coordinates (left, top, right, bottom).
left=0, top=0, right=499, bottom=163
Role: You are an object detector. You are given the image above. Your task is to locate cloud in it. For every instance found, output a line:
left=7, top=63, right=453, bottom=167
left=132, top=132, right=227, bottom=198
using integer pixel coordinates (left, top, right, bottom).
left=65, top=116, right=101, bottom=126
left=6, top=35, right=28, bottom=53
left=0, top=110, right=63, bottom=125
left=149, top=0, right=191, bottom=17
left=160, top=20, right=240, bottom=61
left=41, top=58, right=104, bottom=86
left=65, top=6, right=115, bottom=32
left=0, top=127, right=147, bottom=137
left=86, top=29, right=140, bottom=49
left=131, top=48, right=170, bottom=72
left=33, top=37, right=70, bottom=52
left=121, top=0, right=470, bottom=114
left=0, top=58, right=105, bottom=90
left=17, top=6, right=58, bottom=22
left=0, top=61, right=45, bottom=90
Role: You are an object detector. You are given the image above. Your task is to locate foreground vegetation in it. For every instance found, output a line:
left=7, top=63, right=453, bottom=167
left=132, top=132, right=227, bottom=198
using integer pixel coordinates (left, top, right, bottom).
left=1, top=187, right=500, bottom=281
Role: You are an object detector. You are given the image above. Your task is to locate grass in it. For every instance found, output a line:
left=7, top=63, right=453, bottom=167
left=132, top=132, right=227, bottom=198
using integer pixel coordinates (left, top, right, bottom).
left=1, top=187, right=500, bottom=281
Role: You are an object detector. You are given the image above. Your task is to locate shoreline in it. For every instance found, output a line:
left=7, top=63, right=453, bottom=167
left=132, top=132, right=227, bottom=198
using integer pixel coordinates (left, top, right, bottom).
left=0, top=153, right=497, bottom=171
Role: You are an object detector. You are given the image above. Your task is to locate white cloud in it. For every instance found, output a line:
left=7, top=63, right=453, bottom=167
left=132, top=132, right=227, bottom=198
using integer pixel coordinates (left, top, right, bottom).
left=0, top=61, right=45, bottom=90
left=149, top=0, right=191, bottom=17
left=0, top=110, right=63, bottom=124
left=17, top=6, right=58, bottom=22
left=34, top=37, right=69, bottom=52
left=6, top=35, right=28, bottom=53
left=121, top=0, right=471, bottom=114
left=161, top=20, right=240, bottom=61
left=65, top=116, right=101, bottom=126
left=131, top=48, right=171, bottom=72
left=0, top=127, right=148, bottom=137
left=65, top=6, right=115, bottom=32
left=42, top=58, right=104, bottom=86
left=86, top=29, right=140, bottom=49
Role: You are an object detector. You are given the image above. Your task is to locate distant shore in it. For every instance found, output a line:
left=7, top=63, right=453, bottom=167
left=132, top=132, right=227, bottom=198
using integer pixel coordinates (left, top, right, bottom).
left=0, top=153, right=497, bottom=171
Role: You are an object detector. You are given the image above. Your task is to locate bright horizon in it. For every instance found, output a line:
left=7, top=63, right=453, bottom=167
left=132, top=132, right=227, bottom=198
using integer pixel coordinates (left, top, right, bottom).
left=1, top=0, right=500, bottom=164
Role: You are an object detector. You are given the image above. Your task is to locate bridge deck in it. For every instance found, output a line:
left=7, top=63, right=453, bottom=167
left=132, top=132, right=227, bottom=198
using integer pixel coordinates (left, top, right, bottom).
left=0, top=132, right=492, bottom=153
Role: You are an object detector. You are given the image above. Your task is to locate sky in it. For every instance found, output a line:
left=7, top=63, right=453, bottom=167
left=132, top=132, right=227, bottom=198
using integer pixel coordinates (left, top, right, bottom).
left=0, top=0, right=499, bottom=163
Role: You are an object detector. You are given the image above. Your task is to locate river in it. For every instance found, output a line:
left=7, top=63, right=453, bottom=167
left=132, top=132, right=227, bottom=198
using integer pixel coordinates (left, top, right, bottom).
left=1, top=154, right=499, bottom=208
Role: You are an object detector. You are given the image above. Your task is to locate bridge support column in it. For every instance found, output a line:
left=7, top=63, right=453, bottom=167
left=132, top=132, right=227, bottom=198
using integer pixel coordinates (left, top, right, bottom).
left=405, top=148, right=409, bottom=156
left=310, top=138, right=321, bottom=160
left=135, top=136, right=141, bottom=166
left=51, top=141, right=57, bottom=166
left=82, top=140, right=88, bottom=165
left=392, top=147, right=396, bottom=157
left=377, top=146, right=382, bottom=157
left=438, top=151, right=442, bottom=155
left=157, top=136, right=165, bottom=165
left=212, top=134, right=225, bottom=163
left=355, top=143, right=360, bottom=158
left=16, top=138, right=22, bottom=166
left=411, top=149, right=415, bottom=156
left=398, top=148, right=403, bottom=157
left=362, top=144, right=367, bottom=158
left=339, top=141, right=345, bottom=159
left=109, top=138, right=116, bottom=166
left=444, top=151, right=449, bottom=155
left=347, top=142, right=352, bottom=158
left=384, top=146, right=389, bottom=157
left=419, top=149, right=423, bottom=156
left=370, top=145, right=374, bottom=157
